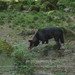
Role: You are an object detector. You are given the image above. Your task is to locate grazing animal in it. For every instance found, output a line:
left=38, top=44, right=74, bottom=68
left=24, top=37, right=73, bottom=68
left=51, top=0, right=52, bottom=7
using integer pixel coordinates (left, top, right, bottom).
left=29, top=26, right=64, bottom=50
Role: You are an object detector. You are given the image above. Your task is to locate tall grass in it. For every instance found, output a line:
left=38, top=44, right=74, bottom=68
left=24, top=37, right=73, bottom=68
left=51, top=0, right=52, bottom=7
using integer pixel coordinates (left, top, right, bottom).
left=0, top=9, right=75, bottom=29
left=11, top=43, right=35, bottom=74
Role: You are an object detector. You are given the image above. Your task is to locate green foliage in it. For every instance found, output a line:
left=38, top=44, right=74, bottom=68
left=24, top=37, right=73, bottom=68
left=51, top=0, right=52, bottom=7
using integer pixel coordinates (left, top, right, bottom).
left=40, top=0, right=58, bottom=5
left=0, top=1, right=8, bottom=11
left=0, top=8, right=75, bottom=32
left=70, top=2, right=75, bottom=6
left=11, top=43, right=35, bottom=74
left=47, top=10, right=66, bottom=23
left=8, top=3, right=24, bottom=11
left=41, top=1, right=56, bottom=11
left=60, top=26, right=75, bottom=38
left=59, top=0, right=75, bottom=6
left=55, top=72, right=65, bottom=75
left=0, top=40, right=13, bottom=56
left=0, top=19, right=4, bottom=25
left=19, top=0, right=36, bottom=5
left=29, top=5, right=40, bottom=12
left=59, top=0, right=68, bottom=4
left=13, top=14, right=26, bottom=26
left=58, top=0, right=75, bottom=13
left=33, top=15, right=39, bottom=20
left=0, top=12, right=6, bottom=25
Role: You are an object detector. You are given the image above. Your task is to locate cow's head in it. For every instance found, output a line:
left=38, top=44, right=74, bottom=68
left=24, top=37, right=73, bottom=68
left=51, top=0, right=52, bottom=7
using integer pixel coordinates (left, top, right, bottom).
left=28, top=39, right=39, bottom=49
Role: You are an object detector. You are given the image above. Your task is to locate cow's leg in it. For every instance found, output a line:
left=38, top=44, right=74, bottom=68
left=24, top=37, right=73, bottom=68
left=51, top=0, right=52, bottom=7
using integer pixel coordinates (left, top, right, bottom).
left=46, top=39, right=48, bottom=44
left=56, top=42, right=61, bottom=50
left=54, top=36, right=63, bottom=57
left=39, top=36, right=45, bottom=44
left=42, top=40, right=45, bottom=44
left=54, top=36, right=61, bottom=50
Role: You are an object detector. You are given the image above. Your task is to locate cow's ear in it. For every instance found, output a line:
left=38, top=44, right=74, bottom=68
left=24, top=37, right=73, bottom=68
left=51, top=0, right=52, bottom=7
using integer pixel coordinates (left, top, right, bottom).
left=29, top=40, right=32, bottom=43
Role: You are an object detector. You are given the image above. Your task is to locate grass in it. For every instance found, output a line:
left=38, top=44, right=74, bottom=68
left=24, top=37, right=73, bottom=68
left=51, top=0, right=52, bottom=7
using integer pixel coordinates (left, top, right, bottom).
left=0, top=9, right=75, bottom=74
left=55, top=72, right=65, bottom=75
left=0, top=53, right=14, bottom=73
left=49, top=59, right=62, bottom=66
left=0, top=10, right=73, bottom=29
left=0, top=40, right=13, bottom=56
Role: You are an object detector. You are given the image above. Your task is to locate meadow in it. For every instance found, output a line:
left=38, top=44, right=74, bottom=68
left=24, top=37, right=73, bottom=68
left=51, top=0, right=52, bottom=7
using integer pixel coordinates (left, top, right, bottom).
left=0, top=2, right=75, bottom=74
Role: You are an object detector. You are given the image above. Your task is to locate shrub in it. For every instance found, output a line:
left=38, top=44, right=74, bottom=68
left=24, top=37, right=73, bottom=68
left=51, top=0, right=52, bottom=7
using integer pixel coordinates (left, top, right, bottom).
left=0, top=40, right=13, bottom=56
left=70, top=2, right=75, bottom=7
left=0, top=1, right=8, bottom=11
left=41, top=1, right=56, bottom=11
left=40, top=0, right=58, bottom=5
left=55, top=72, right=65, bottom=75
left=60, top=26, right=75, bottom=39
left=13, top=15, right=25, bottom=26
left=19, top=0, right=36, bottom=5
left=29, top=5, right=40, bottom=12
left=0, top=19, right=4, bottom=25
left=11, top=43, right=35, bottom=75
left=7, top=2, right=24, bottom=11
left=56, top=4, right=66, bottom=11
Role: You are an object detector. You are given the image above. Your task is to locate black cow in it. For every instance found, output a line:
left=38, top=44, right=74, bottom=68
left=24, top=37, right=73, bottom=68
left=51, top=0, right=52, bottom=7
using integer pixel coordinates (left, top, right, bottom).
left=29, top=26, right=64, bottom=50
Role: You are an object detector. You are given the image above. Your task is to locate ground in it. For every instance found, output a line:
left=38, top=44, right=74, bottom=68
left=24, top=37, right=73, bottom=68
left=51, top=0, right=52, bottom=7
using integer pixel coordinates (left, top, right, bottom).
left=0, top=10, right=75, bottom=75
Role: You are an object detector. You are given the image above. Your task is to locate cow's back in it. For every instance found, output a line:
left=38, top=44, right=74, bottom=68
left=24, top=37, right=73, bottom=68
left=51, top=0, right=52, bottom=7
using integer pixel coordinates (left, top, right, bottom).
left=37, top=26, right=62, bottom=36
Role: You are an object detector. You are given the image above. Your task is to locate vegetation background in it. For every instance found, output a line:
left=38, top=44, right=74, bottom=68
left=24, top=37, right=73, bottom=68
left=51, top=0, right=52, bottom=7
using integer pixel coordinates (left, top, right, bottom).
left=0, top=0, right=75, bottom=75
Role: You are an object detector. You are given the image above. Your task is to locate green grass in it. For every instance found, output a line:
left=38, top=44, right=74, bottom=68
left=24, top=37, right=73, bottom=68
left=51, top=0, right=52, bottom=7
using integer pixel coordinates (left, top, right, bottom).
left=55, top=72, right=65, bottom=75
left=0, top=54, right=14, bottom=73
left=0, top=10, right=75, bottom=29
left=0, top=9, right=75, bottom=75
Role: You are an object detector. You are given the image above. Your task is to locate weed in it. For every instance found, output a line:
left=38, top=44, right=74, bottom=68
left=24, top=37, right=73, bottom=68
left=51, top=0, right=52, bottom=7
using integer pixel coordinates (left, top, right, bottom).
left=33, top=15, right=39, bottom=21
left=0, top=19, right=4, bottom=25
left=55, top=72, right=65, bottom=75
left=49, top=59, right=62, bottom=66
left=11, top=43, right=35, bottom=75
left=0, top=40, right=13, bottom=56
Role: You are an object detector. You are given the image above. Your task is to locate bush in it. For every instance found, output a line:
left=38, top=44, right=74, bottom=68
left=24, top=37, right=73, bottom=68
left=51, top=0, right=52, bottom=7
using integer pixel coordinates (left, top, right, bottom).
left=11, top=43, right=35, bottom=75
left=7, top=3, right=24, bottom=11
left=0, top=40, right=13, bottom=56
left=19, top=0, right=36, bottom=5
left=29, top=5, right=40, bottom=12
left=60, top=26, right=75, bottom=39
left=41, top=1, right=56, bottom=11
left=70, top=2, right=75, bottom=7
left=40, top=0, right=58, bottom=6
left=0, top=1, right=8, bottom=11
left=56, top=4, right=66, bottom=10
